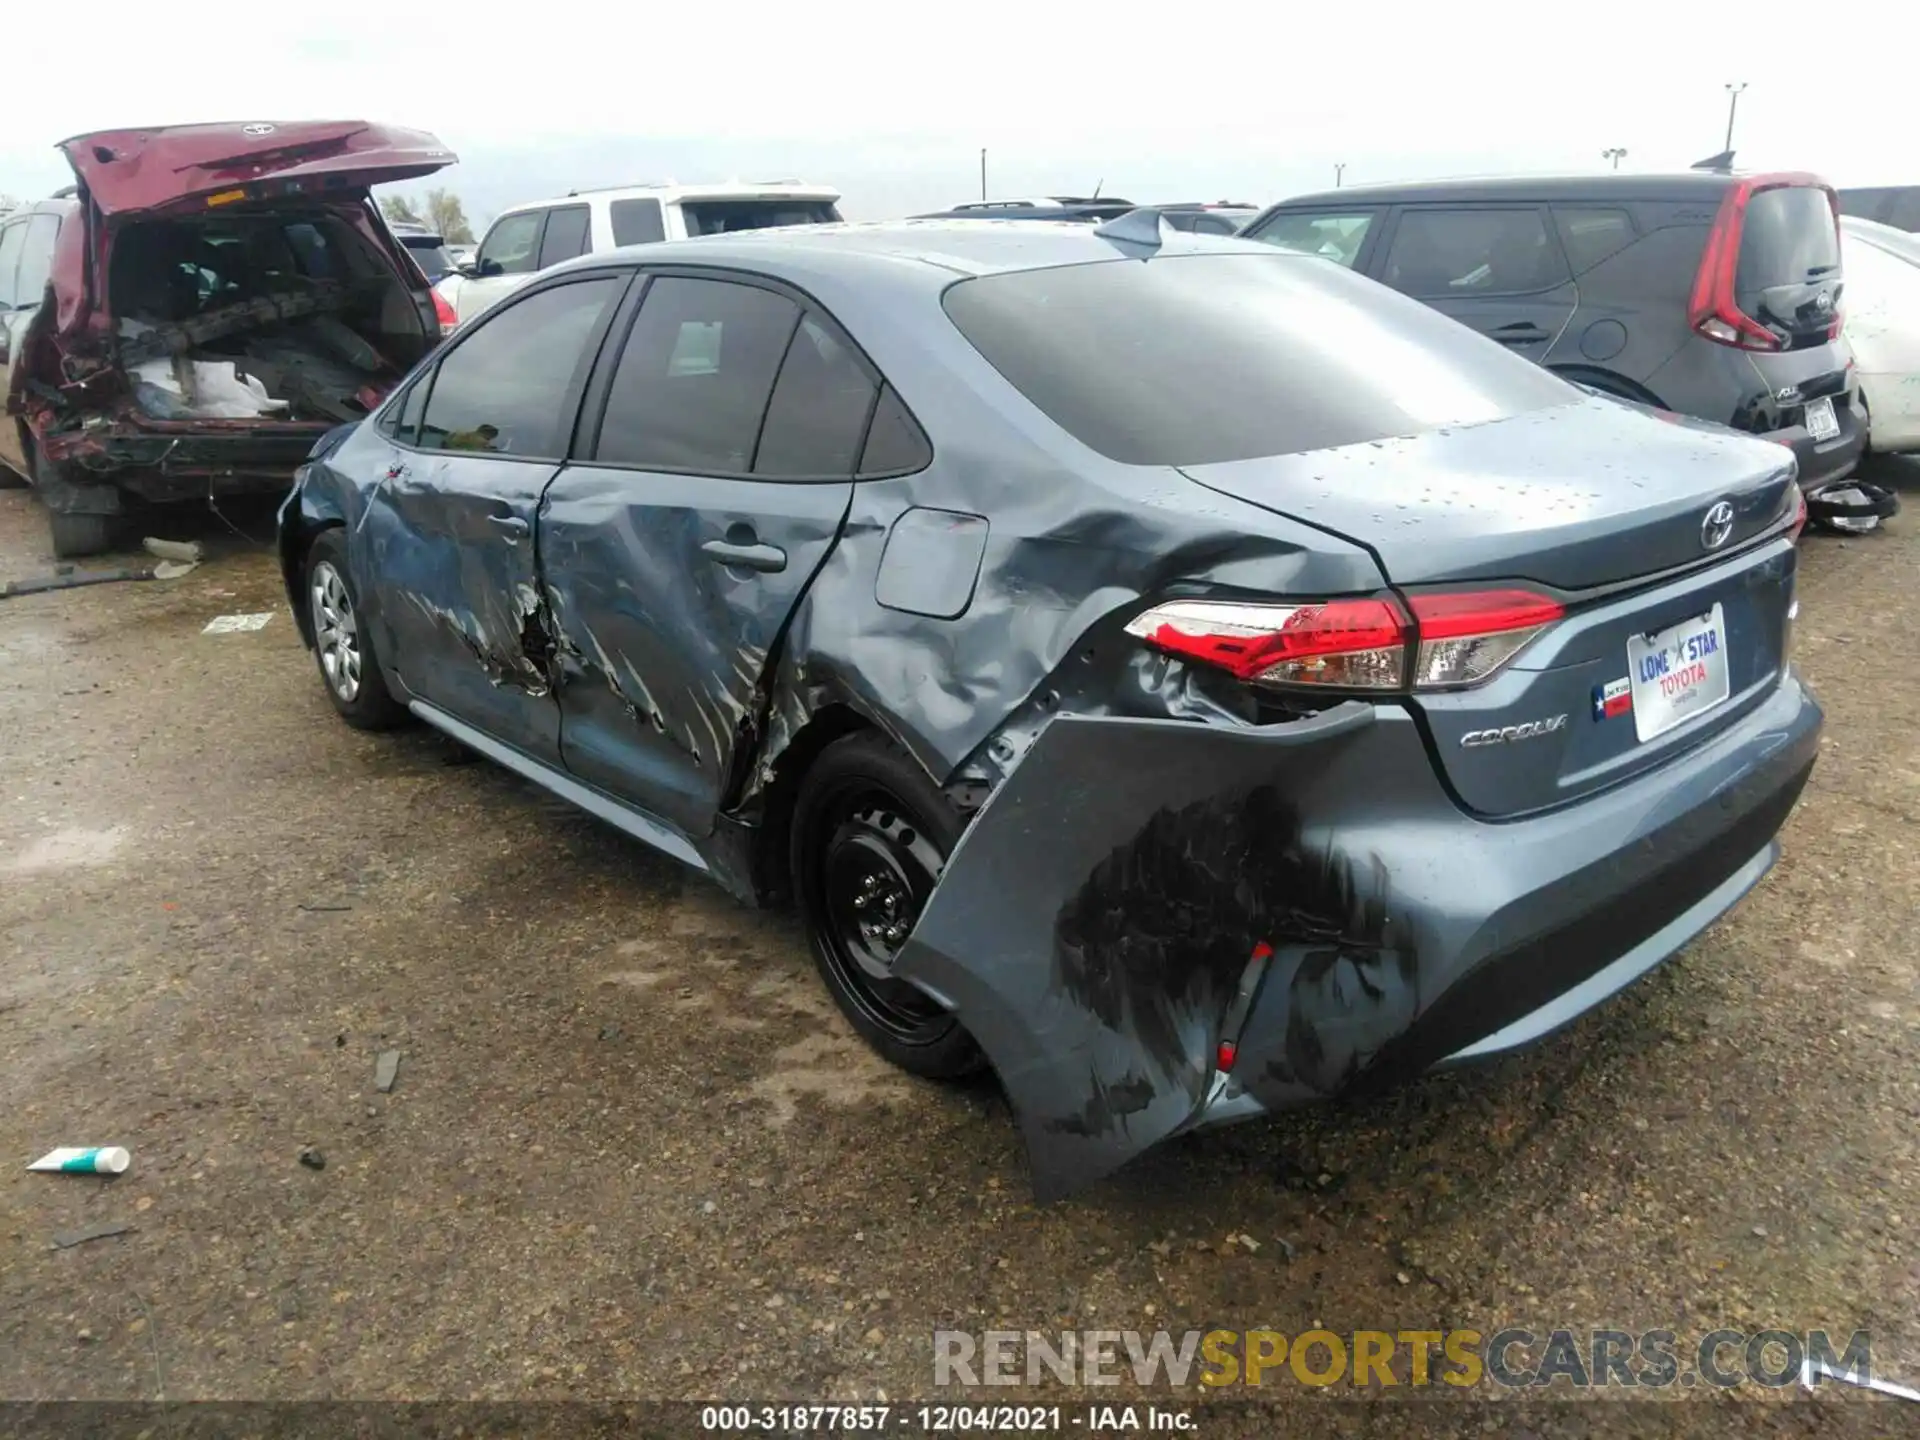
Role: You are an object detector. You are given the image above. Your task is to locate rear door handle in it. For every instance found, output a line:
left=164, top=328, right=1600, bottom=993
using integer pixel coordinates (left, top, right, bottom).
left=487, top=514, right=530, bottom=538
left=1490, top=324, right=1551, bottom=345
left=701, top=539, right=787, bottom=573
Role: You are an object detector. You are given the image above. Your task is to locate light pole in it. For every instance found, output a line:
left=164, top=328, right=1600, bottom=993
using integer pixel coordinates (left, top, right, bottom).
left=1602, top=147, right=1627, bottom=170
left=1723, top=83, right=1747, bottom=152
left=980, top=148, right=987, bottom=202
left=1334, top=162, right=1346, bottom=188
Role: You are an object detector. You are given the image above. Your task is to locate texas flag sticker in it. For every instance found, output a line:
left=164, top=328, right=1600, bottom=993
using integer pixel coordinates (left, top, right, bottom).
left=1592, top=676, right=1632, bottom=721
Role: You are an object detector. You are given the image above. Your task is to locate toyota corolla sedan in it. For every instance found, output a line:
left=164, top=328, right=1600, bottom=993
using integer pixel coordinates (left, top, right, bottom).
left=278, top=216, right=1822, bottom=1199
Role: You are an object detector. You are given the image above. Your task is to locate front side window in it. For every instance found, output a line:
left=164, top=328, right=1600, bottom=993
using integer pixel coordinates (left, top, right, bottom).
left=1246, top=211, right=1376, bottom=268
left=536, top=206, right=592, bottom=269
left=0, top=221, right=25, bottom=308
left=1382, top=207, right=1565, bottom=297
left=477, top=211, right=543, bottom=275
left=593, top=277, right=800, bottom=473
left=13, top=215, right=62, bottom=307
left=416, top=278, right=619, bottom=457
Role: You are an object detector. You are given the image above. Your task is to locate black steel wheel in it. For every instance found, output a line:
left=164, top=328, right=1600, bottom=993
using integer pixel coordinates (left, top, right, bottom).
left=792, top=733, right=983, bottom=1078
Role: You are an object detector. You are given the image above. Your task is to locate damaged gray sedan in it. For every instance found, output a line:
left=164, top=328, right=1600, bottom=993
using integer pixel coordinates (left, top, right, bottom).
left=278, top=217, right=1822, bottom=1199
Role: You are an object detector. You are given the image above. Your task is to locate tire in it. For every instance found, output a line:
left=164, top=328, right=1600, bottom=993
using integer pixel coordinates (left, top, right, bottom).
left=791, top=732, right=984, bottom=1079
left=34, top=444, right=117, bottom=557
left=303, top=529, right=408, bottom=731
left=48, top=510, right=115, bottom=559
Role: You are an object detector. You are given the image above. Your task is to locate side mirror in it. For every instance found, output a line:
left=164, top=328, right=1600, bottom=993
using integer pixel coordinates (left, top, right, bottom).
left=476, top=258, right=504, bottom=279
left=455, top=261, right=479, bottom=279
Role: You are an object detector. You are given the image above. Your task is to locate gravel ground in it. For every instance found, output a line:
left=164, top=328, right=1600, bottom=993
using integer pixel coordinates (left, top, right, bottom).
left=0, top=467, right=1915, bottom=1430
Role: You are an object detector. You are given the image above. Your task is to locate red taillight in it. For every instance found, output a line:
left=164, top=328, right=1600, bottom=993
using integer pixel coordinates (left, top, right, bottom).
left=432, top=289, right=459, bottom=332
left=1216, top=1041, right=1238, bottom=1073
left=1125, top=588, right=1564, bottom=693
left=1123, top=597, right=1410, bottom=689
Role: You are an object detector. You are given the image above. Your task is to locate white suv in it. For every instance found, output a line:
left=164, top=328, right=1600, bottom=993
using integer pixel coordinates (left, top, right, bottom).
left=435, top=180, right=843, bottom=327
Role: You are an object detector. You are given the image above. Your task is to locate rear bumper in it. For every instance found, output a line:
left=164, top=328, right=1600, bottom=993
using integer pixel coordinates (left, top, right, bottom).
left=1765, top=407, right=1866, bottom=492
left=892, top=670, right=1822, bottom=1199
left=39, top=425, right=322, bottom=510
left=1194, top=673, right=1818, bottom=1134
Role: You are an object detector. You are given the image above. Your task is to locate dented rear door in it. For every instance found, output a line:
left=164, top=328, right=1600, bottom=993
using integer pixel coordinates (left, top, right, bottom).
left=541, top=276, right=869, bottom=836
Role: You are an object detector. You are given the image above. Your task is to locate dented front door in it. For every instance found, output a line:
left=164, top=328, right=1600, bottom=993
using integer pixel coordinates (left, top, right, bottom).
left=363, top=449, right=562, bottom=761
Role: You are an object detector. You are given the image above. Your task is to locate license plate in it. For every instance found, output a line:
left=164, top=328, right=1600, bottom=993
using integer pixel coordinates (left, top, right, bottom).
left=1627, top=604, right=1731, bottom=743
left=1805, top=396, right=1839, bottom=442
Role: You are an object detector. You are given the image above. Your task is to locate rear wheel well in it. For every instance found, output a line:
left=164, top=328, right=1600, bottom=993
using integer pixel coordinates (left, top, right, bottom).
left=284, top=518, right=344, bottom=648
left=751, top=704, right=876, bottom=906
left=1551, top=365, right=1667, bottom=409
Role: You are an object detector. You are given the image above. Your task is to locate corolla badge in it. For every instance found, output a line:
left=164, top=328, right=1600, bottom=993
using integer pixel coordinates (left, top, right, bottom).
left=1701, top=500, right=1736, bottom=551
left=1460, top=715, right=1567, bottom=748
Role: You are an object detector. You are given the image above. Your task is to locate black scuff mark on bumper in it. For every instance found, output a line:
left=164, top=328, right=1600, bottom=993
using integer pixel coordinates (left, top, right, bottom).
left=887, top=702, right=1384, bottom=1201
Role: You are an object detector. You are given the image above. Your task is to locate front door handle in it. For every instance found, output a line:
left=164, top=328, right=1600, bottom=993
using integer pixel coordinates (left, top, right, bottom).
left=1490, top=324, right=1551, bottom=345
left=487, top=514, right=530, bottom=538
left=701, top=539, right=787, bottom=573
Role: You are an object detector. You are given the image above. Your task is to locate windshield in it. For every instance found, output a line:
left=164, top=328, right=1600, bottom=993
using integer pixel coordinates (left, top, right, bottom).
left=942, top=252, right=1575, bottom=466
left=679, top=199, right=841, bottom=237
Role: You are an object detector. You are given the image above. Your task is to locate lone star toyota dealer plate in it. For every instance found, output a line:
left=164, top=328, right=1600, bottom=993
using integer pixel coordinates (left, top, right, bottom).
left=1627, top=603, right=1731, bottom=743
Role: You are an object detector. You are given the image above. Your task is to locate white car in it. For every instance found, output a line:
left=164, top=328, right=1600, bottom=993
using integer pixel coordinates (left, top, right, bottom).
left=435, top=181, right=842, bottom=329
left=1841, top=215, right=1920, bottom=453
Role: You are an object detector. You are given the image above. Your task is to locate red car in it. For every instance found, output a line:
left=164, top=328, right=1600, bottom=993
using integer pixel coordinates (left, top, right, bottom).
left=0, top=120, right=457, bottom=556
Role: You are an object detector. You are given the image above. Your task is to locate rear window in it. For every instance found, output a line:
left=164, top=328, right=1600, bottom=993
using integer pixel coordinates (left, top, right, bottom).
left=679, top=199, right=841, bottom=238
left=941, top=253, right=1575, bottom=467
left=1736, top=186, right=1840, bottom=291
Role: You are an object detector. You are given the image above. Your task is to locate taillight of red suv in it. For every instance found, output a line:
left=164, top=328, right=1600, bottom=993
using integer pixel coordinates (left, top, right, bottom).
left=1686, top=175, right=1843, bottom=351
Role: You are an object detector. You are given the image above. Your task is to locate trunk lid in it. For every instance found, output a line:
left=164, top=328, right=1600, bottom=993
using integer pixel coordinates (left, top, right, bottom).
left=1180, top=395, right=1796, bottom=591
left=1182, top=396, right=1800, bottom=817
left=60, top=121, right=455, bottom=219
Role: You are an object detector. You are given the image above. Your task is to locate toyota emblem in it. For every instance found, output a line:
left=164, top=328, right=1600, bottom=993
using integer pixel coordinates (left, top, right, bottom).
left=1701, top=501, right=1736, bottom=551
left=242, top=123, right=277, bottom=137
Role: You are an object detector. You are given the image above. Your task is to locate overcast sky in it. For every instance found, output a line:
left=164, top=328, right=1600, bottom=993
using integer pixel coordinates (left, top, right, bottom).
left=3, top=0, right=1911, bottom=226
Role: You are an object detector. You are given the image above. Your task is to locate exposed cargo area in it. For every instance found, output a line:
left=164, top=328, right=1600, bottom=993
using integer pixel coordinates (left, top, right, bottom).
left=107, top=209, right=432, bottom=424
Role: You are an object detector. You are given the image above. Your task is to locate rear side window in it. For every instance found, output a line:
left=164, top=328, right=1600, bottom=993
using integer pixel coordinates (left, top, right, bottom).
left=1383, top=208, right=1565, bottom=296
left=1553, top=208, right=1637, bottom=275
left=13, top=215, right=61, bottom=307
left=417, top=278, right=619, bottom=457
left=753, top=316, right=878, bottom=478
left=942, top=253, right=1574, bottom=467
left=610, top=199, right=666, bottom=246
left=678, top=200, right=841, bottom=238
left=1736, top=186, right=1840, bottom=292
left=593, top=276, right=800, bottom=472
left=0, top=221, right=25, bottom=308
left=1246, top=211, right=1374, bottom=267
left=537, top=205, right=592, bottom=269
left=858, top=385, right=932, bottom=475
left=382, top=374, right=428, bottom=444
left=477, top=211, right=542, bottom=275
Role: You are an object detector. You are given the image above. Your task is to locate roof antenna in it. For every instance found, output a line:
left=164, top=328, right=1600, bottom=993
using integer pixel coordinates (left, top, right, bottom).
left=1691, top=148, right=1736, bottom=172
left=1093, top=207, right=1166, bottom=254
left=1092, top=177, right=1103, bottom=199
